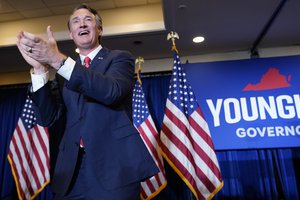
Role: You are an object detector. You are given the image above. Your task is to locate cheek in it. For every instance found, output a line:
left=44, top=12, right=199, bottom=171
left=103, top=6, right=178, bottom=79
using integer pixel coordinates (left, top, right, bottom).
left=69, top=28, right=77, bottom=40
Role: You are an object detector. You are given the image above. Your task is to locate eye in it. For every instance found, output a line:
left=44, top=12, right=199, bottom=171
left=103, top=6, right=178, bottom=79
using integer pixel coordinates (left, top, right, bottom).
left=72, top=19, right=79, bottom=24
left=86, top=17, right=92, bottom=22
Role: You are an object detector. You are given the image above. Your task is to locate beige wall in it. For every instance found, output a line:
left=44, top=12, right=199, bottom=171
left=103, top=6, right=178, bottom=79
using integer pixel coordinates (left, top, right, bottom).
left=1, top=45, right=300, bottom=86
left=0, top=4, right=164, bottom=47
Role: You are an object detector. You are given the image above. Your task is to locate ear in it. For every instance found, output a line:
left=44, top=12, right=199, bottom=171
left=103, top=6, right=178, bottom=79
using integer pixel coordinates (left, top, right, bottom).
left=69, top=31, right=73, bottom=40
left=98, top=26, right=103, bottom=36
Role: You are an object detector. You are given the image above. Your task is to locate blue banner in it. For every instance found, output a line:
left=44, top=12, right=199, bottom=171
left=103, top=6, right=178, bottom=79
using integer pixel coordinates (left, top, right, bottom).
left=184, top=55, right=300, bottom=150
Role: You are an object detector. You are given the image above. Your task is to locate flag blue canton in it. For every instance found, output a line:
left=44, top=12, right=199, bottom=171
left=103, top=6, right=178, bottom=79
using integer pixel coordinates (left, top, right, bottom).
left=169, top=52, right=198, bottom=116
left=133, top=82, right=150, bottom=127
left=21, top=98, right=37, bottom=131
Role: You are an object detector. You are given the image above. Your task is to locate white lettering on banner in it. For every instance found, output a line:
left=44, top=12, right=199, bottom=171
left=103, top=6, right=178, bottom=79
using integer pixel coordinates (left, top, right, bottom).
left=206, top=94, right=300, bottom=127
left=236, top=125, right=300, bottom=138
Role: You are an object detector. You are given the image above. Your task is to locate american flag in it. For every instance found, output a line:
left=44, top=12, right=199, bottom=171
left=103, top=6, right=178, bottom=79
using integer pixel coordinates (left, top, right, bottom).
left=7, top=97, right=50, bottom=200
left=133, top=75, right=167, bottom=200
left=160, top=50, right=223, bottom=200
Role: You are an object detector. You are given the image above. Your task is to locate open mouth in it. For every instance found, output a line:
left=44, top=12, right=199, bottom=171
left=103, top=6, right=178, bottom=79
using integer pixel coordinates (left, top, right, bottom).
left=79, top=30, right=89, bottom=36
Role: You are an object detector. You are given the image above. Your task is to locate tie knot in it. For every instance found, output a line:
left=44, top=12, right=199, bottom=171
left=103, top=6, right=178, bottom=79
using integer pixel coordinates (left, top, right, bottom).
left=83, top=56, right=91, bottom=68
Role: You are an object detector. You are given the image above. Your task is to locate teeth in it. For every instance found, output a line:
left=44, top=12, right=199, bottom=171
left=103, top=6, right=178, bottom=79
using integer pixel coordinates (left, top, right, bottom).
left=79, top=31, right=89, bottom=36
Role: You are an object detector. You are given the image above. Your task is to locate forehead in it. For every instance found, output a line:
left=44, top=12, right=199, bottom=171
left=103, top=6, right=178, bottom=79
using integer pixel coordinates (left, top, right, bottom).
left=70, top=8, right=95, bottom=19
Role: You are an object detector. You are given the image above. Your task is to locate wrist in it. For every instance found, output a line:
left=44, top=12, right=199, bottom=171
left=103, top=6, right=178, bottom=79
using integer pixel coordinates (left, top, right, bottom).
left=52, top=55, right=67, bottom=70
left=57, top=57, right=67, bottom=70
left=31, top=65, right=48, bottom=75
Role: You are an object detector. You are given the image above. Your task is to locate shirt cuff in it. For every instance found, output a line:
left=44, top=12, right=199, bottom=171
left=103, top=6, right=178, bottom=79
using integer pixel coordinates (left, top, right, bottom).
left=57, top=57, right=76, bottom=81
left=31, top=69, right=49, bottom=92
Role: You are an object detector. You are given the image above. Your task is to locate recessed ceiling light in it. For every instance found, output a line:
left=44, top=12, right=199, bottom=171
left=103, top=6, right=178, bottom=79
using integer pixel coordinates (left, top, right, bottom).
left=193, top=36, right=205, bottom=43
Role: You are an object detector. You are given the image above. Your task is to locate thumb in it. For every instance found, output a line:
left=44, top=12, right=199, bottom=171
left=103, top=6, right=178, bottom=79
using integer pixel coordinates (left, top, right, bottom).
left=47, top=25, right=54, bottom=41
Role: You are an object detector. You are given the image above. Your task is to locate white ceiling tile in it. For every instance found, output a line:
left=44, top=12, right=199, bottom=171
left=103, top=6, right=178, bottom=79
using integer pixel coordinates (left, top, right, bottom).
left=7, top=0, right=46, bottom=10
left=81, top=1, right=117, bottom=10
left=20, top=8, right=53, bottom=18
left=50, top=5, right=79, bottom=15
left=44, top=0, right=81, bottom=7
left=0, top=0, right=17, bottom=13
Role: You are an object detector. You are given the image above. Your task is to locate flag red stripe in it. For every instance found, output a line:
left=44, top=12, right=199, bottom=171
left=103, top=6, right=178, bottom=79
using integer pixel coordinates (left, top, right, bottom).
left=189, top=110, right=222, bottom=179
left=160, top=127, right=206, bottom=200
left=34, top=126, right=49, bottom=163
left=138, top=122, right=165, bottom=194
left=161, top=119, right=216, bottom=194
left=138, top=125, right=161, bottom=166
left=144, top=119, right=160, bottom=142
left=138, top=119, right=165, bottom=174
left=11, top=129, right=35, bottom=196
left=144, top=179, right=157, bottom=194
left=19, top=128, right=43, bottom=191
left=33, top=126, right=50, bottom=180
left=140, top=187, right=147, bottom=199
left=42, top=127, right=50, bottom=168
left=191, top=108, right=214, bottom=148
left=30, top=129, right=47, bottom=183
left=8, top=149, right=27, bottom=199
left=166, top=107, right=218, bottom=192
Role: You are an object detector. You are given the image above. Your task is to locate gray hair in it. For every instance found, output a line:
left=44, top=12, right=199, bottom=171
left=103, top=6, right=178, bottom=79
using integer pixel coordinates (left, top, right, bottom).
left=67, top=3, right=102, bottom=30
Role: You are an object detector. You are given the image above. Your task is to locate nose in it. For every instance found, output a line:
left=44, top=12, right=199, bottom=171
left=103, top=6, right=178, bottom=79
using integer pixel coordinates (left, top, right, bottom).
left=79, top=19, right=87, bottom=28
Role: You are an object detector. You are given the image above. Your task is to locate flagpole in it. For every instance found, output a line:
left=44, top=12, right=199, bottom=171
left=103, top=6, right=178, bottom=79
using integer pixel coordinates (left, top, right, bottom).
left=135, top=56, right=144, bottom=85
left=167, top=31, right=195, bottom=200
left=167, top=31, right=179, bottom=53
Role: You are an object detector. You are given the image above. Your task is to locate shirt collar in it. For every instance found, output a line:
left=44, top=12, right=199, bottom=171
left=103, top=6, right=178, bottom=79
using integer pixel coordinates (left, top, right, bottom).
left=80, top=45, right=102, bottom=64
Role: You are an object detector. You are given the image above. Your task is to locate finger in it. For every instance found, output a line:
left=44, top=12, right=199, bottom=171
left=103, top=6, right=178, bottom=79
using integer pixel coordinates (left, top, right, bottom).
left=47, top=25, right=54, bottom=41
left=18, top=36, right=35, bottom=50
left=17, top=41, right=29, bottom=58
left=16, top=31, right=24, bottom=40
left=22, top=31, right=41, bottom=43
left=17, top=41, right=34, bottom=57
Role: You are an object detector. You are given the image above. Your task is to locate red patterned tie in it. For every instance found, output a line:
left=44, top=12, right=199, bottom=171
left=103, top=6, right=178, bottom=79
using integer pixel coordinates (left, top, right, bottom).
left=80, top=138, right=84, bottom=148
left=83, top=56, right=91, bottom=68
left=80, top=56, right=91, bottom=148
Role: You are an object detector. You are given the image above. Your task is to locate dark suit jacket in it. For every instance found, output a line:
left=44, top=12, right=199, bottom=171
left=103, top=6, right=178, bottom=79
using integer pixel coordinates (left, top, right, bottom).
left=30, top=47, right=159, bottom=198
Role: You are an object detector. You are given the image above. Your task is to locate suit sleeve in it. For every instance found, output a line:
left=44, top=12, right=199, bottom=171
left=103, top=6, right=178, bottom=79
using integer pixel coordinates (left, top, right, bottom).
left=29, top=76, right=65, bottom=127
left=66, top=50, right=135, bottom=106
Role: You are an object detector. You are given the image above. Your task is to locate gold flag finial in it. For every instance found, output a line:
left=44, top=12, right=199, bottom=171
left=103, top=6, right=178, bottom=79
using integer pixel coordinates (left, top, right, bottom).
left=167, top=31, right=179, bottom=53
left=135, top=57, right=144, bottom=85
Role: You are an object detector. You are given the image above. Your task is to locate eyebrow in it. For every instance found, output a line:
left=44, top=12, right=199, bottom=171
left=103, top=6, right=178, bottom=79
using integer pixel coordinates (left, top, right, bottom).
left=71, top=15, right=93, bottom=21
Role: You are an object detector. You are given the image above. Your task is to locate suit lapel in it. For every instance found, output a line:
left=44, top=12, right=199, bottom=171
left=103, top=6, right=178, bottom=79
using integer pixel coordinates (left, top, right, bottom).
left=89, top=47, right=110, bottom=73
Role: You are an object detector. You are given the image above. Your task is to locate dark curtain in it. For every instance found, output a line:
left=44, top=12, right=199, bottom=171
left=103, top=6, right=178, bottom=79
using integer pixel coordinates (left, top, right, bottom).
left=1, top=75, right=299, bottom=200
left=0, top=86, right=26, bottom=199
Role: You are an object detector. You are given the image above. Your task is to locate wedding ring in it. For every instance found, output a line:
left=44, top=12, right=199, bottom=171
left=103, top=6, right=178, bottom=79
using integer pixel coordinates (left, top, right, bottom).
left=28, top=47, right=32, bottom=53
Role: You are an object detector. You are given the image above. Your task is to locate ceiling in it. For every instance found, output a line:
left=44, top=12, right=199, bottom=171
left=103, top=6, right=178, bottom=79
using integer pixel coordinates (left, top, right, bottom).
left=0, top=0, right=300, bottom=73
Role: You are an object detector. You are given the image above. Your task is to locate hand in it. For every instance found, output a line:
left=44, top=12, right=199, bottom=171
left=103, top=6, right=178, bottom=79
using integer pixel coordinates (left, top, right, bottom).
left=16, top=32, right=48, bottom=74
left=18, top=26, right=66, bottom=70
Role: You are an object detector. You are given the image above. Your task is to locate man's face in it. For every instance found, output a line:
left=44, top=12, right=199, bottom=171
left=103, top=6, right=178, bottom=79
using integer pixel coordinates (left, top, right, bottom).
left=69, top=8, right=102, bottom=51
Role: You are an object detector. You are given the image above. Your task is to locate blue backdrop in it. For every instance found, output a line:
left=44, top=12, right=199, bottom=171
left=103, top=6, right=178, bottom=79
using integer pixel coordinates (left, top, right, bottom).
left=184, top=55, right=300, bottom=150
